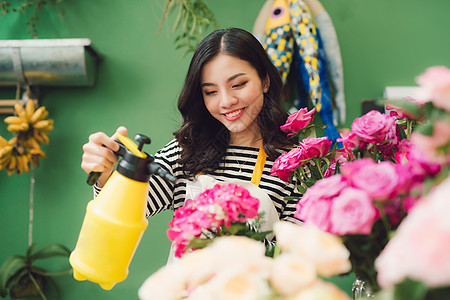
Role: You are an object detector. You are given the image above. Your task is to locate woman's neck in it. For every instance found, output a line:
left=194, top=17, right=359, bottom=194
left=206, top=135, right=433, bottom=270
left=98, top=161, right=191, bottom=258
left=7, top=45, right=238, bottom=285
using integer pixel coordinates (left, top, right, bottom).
left=229, top=133, right=262, bottom=148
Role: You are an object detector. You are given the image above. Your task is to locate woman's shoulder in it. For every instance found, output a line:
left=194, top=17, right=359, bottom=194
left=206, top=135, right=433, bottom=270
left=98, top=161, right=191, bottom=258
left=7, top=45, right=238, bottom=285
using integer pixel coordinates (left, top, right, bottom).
left=155, top=139, right=182, bottom=157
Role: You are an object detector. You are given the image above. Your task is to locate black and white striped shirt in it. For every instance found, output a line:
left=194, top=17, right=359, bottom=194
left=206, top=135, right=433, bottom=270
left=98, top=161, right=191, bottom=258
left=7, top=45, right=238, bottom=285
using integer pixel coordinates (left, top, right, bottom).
left=143, top=139, right=303, bottom=224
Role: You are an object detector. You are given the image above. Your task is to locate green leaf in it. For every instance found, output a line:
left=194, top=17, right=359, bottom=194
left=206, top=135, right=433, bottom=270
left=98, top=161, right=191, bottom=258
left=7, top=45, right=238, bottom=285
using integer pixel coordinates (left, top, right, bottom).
left=187, top=238, right=213, bottom=249
left=29, top=244, right=70, bottom=261
left=393, top=278, right=428, bottom=300
left=425, top=286, right=450, bottom=300
left=247, top=230, right=272, bottom=241
left=297, top=184, right=307, bottom=194
left=225, top=223, right=246, bottom=235
left=415, top=120, right=433, bottom=136
left=0, top=255, right=26, bottom=296
left=396, top=123, right=408, bottom=140
left=26, top=243, right=38, bottom=259
left=305, top=177, right=316, bottom=188
left=334, top=160, right=341, bottom=175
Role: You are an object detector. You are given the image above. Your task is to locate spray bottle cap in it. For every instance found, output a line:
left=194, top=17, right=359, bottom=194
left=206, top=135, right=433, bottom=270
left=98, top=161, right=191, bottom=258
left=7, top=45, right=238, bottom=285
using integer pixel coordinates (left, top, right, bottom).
left=115, top=134, right=152, bottom=182
left=86, top=133, right=177, bottom=185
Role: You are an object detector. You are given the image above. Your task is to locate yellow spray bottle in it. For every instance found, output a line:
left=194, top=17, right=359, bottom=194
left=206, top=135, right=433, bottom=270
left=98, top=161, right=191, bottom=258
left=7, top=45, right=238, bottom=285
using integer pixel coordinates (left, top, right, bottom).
left=69, top=133, right=177, bottom=290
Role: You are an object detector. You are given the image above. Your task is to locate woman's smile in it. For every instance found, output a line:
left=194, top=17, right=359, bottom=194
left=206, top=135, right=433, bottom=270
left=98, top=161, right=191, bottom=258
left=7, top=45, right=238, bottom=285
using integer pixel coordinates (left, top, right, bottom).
left=223, top=108, right=246, bottom=120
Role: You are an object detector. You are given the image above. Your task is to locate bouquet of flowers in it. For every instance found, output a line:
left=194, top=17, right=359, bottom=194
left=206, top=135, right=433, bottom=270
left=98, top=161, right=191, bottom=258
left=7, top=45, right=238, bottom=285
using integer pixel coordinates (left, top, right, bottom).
left=375, top=176, right=450, bottom=300
left=139, top=221, right=352, bottom=300
left=167, top=183, right=267, bottom=258
left=271, top=65, right=450, bottom=296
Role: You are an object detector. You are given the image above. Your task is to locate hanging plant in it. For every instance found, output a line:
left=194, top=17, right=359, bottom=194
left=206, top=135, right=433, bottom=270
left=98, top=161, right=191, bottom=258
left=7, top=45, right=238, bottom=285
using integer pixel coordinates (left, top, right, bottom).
left=0, top=100, right=53, bottom=175
left=0, top=0, right=65, bottom=38
left=159, top=0, right=219, bottom=56
left=0, top=243, right=71, bottom=300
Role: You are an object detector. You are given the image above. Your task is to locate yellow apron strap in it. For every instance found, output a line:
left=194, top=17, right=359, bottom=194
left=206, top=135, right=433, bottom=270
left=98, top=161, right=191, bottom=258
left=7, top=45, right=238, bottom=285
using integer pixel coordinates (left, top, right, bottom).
left=251, top=142, right=267, bottom=186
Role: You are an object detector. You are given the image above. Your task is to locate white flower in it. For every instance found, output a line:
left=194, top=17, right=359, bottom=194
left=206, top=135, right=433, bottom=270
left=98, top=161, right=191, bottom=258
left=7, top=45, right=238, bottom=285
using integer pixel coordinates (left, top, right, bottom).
left=274, top=221, right=351, bottom=277
left=270, top=252, right=317, bottom=296
left=206, top=235, right=272, bottom=273
left=188, top=268, right=271, bottom=300
left=138, top=262, right=187, bottom=300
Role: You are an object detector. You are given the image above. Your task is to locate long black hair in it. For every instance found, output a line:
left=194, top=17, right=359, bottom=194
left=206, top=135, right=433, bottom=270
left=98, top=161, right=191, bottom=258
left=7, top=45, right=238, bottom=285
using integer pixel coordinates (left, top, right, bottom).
left=174, top=28, right=291, bottom=178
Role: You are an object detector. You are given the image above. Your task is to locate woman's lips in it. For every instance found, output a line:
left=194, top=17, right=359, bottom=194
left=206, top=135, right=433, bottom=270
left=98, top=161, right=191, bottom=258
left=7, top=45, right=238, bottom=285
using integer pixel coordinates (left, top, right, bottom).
left=223, top=108, right=245, bottom=121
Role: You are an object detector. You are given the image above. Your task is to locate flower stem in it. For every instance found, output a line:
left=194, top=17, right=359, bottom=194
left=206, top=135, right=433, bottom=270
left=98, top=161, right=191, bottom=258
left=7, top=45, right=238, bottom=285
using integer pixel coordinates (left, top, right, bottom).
left=406, top=119, right=414, bottom=139
left=296, top=168, right=308, bottom=186
left=314, top=158, right=325, bottom=178
left=374, top=201, right=390, bottom=233
left=372, top=144, right=378, bottom=162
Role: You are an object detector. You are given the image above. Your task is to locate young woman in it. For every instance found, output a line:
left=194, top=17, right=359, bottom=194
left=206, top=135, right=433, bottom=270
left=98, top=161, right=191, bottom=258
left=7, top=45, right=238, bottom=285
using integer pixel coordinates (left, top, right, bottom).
left=81, top=28, right=302, bottom=257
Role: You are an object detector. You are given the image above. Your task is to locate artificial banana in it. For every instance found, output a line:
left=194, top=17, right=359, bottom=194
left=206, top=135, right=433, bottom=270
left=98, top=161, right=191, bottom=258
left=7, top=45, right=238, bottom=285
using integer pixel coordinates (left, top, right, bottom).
left=0, top=100, right=53, bottom=175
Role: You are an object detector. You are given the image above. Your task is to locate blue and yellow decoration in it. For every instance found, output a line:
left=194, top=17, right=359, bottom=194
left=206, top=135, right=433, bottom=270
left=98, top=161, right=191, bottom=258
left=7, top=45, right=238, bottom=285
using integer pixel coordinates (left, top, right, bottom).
left=255, top=0, right=343, bottom=144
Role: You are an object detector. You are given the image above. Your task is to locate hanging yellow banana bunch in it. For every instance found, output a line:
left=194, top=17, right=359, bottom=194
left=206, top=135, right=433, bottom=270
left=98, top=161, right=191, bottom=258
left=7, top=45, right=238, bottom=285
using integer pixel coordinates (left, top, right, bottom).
left=0, top=100, right=53, bottom=175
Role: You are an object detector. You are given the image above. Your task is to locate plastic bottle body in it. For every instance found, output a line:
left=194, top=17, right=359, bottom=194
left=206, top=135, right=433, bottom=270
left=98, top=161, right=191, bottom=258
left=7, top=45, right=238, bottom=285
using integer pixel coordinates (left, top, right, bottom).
left=69, top=171, right=149, bottom=290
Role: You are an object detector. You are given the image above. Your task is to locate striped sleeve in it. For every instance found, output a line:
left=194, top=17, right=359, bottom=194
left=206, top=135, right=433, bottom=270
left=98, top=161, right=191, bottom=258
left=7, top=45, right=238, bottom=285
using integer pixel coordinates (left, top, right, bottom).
left=146, top=139, right=182, bottom=217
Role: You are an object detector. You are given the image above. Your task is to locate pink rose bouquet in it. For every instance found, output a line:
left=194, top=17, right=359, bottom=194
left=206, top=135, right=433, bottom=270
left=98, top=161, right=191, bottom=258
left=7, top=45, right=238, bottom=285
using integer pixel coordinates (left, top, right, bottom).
left=167, top=183, right=264, bottom=258
left=280, top=107, right=317, bottom=136
left=271, top=67, right=450, bottom=297
left=270, top=135, right=335, bottom=193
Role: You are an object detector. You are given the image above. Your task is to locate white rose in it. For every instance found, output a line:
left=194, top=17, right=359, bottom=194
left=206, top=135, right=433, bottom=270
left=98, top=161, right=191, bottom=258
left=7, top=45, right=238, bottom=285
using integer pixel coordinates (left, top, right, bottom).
left=138, top=263, right=187, bottom=300
left=274, top=221, right=351, bottom=277
left=270, top=252, right=317, bottom=296
left=188, top=269, right=271, bottom=300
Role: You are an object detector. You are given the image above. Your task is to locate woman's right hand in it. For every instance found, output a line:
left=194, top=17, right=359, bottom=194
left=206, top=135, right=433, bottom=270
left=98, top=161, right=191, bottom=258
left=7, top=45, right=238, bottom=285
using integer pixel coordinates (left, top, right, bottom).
left=81, top=126, right=128, bottom=188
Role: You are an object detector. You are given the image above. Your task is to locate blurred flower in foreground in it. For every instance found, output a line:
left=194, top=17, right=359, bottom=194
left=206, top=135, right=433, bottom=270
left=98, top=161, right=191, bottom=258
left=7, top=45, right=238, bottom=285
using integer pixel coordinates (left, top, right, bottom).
left=375, top=176, right=450, bottom=299
left=139, top=222, right=351, bottom=300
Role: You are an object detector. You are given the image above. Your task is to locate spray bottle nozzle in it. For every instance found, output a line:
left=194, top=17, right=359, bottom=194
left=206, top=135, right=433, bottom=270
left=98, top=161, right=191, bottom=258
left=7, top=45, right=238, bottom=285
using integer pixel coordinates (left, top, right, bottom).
left=86, top=134, right=177, bottom=186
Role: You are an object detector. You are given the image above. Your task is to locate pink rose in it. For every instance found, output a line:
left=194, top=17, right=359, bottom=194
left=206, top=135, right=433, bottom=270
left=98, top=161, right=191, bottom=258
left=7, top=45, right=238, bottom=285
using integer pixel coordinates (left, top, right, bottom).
left=299, top=137, right=333, bottom=159
left=294, top=175, right=347, bottom=232
left=395, top=139, right=415, bottom=164
left=403, top=195, right=420, bottom=212
left=295, top=197, right=333, bottom=232
left=341, top=159, right=400, bottom=201
left=323, top=163, right=337, bottom=177
left=301, top=175, right=347, bottom=200
left=407, top=141, right=443, bottom=178
left=271, top=147, right=305, bottom=182
left=377, top=122, right=398, bottom=156
left=351, top=110, right=396, bottom=144
left=415, top=65, right=450, bottom=111
left=393, top=163, right=415, bottom=196
left=337, top=131, right=367, bottom=153
left=332, top=148, right=351, bottom=164
left=280, top=107, right=316, bottom=135
left=330, top=187, right=378, bottom=235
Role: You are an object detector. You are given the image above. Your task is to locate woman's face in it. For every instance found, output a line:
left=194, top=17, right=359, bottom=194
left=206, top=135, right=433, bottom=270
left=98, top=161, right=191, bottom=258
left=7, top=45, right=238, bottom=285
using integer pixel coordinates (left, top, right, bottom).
left=201, top=54, right=269, bottom=146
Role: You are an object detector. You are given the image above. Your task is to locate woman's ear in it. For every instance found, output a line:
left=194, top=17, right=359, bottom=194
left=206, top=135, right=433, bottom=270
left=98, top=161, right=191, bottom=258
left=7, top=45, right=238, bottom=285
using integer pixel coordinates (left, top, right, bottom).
left=263, top=75, right=270, bottom=92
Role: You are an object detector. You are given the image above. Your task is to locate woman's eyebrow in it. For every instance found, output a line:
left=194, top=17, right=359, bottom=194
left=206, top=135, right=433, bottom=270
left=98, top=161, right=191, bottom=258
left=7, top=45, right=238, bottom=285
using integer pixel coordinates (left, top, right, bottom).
left=201, top=73, right=247, bottom=88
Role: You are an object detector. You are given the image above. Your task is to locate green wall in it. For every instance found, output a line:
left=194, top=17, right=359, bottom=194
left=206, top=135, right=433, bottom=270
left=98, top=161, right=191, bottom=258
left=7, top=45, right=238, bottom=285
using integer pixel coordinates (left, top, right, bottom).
left=0, top=0, right=449, bottom=299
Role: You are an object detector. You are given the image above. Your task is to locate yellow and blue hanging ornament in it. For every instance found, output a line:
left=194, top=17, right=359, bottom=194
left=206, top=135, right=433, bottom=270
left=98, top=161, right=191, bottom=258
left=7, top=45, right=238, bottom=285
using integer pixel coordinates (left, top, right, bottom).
left=254, top=0, right=344, bottom=144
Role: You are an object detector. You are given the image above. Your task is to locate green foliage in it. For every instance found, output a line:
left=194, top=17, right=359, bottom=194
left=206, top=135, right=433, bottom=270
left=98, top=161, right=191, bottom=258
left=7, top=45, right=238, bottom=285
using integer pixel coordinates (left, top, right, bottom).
left=342, top=220, right=390, bottom=293
left=0, top=243, right=71, bottom=300
left=0, top=0, right=65, bottom=38
left=159, top=0, right=219, bottom=56
left=186, top=218, right=273, bottom=257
